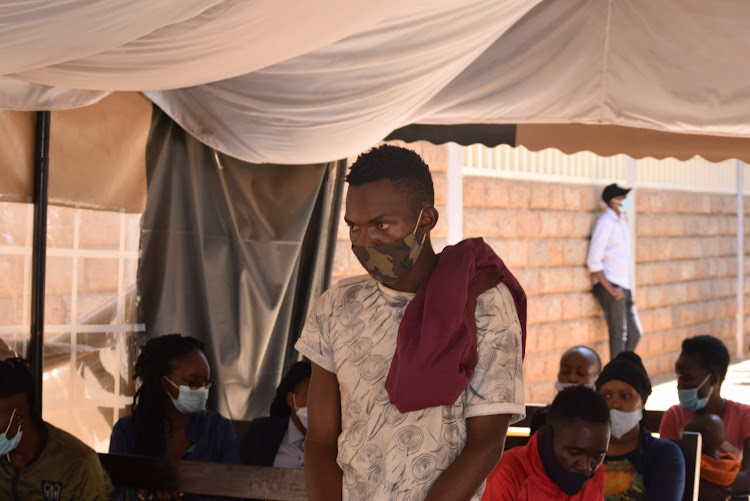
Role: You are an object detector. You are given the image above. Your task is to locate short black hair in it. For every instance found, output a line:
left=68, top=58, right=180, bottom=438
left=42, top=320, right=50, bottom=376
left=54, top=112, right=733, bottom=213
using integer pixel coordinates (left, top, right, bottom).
left=270, top=361, right=312, bottom=418
left=548, top=386, right=610, bottom=426
left=681, top=335, right=731, bottom=382
left=346, top=144, right=434, bottom=213
left=564, top=345, right=602, bottom=373
left=0, top=357, right=42, bottom=423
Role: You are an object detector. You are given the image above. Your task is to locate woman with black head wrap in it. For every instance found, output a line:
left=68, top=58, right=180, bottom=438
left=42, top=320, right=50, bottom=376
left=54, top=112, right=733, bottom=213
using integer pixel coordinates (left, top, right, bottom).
left=596, top=351, right=685, bottom=501
left=239, top=360, right=311, bottom=468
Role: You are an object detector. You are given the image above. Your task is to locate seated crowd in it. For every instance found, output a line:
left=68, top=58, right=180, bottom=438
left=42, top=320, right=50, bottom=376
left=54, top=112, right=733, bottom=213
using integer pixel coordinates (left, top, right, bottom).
left=0, top=332, right=748, bottom=500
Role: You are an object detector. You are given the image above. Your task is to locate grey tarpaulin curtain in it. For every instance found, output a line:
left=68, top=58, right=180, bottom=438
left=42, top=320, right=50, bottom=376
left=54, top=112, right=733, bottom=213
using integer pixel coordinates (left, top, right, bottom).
left=138, top=106, right=335, bottom=420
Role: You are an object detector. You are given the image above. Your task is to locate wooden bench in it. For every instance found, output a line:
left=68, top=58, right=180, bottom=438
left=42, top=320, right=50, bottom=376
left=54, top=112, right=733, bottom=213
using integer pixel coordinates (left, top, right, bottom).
left=99, top=453, right=307, bottom=500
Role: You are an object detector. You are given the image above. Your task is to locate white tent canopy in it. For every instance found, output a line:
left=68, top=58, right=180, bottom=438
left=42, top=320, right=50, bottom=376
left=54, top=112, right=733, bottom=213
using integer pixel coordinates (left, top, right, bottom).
left=1, top=0, right=750, bottom=164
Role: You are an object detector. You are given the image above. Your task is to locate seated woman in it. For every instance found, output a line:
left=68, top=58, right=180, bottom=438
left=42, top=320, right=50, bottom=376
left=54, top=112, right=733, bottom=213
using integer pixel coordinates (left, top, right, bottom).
left=109, top=333, right=240, bottom=501
left=684, top=413, right=741, bottom=500
left=596, top=351, right=685, bottom=500
left=240, top=360, right=311, bottom=467
left=530, top=345, right=602, bottom=434
left=483, top=386, right=610, bottom=500
left=659, top=334, right=750, bottom=495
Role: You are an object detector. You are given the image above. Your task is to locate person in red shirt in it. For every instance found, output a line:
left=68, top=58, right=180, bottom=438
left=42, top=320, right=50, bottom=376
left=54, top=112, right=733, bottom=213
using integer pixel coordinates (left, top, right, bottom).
left=483, top=386, right=610, bottom=501
left=659, top=334, right=750, bottom=495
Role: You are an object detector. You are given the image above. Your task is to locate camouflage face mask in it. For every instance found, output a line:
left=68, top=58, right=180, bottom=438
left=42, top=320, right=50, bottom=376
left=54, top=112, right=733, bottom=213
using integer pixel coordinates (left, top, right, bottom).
left=351, top=208, right=426, bottom=284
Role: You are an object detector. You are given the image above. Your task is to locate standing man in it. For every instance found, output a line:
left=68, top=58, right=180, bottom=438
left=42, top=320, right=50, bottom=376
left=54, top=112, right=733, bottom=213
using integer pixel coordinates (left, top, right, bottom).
left=296, top=144, right=527, bottom=501
left=586, top=183, right=643, bottom=359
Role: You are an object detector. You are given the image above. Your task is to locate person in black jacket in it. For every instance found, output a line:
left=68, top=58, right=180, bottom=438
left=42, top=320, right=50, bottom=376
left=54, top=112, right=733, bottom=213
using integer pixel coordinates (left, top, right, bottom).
left=240, top=361, right=311, bottom=467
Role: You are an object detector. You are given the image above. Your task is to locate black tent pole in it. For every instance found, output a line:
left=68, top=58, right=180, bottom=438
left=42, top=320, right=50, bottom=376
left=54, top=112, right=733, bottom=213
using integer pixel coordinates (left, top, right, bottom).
left=29, top=110, right=50, bottom=415
left=322, top=159, right=348, bottom=291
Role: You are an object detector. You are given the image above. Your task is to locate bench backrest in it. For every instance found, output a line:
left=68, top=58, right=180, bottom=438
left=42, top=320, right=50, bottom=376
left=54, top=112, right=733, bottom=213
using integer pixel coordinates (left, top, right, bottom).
left=668, top=431, right=701, bottom=501
left=99, top=453, right=308, bottom=500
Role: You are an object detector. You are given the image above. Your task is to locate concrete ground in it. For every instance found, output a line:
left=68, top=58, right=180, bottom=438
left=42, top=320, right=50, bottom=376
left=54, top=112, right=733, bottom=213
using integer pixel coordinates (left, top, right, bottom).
left=647, top=357, right=750, bottom=411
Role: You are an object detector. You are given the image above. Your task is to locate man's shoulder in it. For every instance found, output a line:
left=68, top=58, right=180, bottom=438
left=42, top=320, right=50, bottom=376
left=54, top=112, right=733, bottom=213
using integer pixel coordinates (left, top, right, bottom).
left=478, top=281, right=512, bottom=300
left=317, top=274, right=376, bottom=306
left=45, top=423, right=101, bottom=463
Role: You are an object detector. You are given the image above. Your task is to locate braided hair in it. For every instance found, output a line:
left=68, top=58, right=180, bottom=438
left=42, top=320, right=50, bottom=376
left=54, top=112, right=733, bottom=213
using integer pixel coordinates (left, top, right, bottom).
left=131, top=334, right=205, bottom=456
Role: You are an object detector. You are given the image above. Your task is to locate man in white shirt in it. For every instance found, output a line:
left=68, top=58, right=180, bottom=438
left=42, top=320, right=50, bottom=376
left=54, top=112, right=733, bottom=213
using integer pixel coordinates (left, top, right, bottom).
left=586, top=183, right=643, bottom=358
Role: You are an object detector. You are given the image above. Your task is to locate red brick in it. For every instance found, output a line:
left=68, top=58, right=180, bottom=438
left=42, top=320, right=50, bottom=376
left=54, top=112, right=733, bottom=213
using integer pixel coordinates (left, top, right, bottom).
left=508, top=183, right=531, bottom=209
left=547, top=240, right=563, bottom=267
left=560, top=294, right=581, bottom=320
left=516, top=211, right=541, bottom=237
left=547, top=185, right=566, bottom=211
left=562, top=186, right=583, bottom=211
left=561, top=239, right=588, bottom=266
left=432, top=175, right=448, bottom=207
left=527, top=240, right=550, bottom=267
left=515, top=268, right=540, bottom=295
left=527, top=294, right=562, bottom=324
left=538, top=268, right=574, bottom=294
left=529, top=183, right=551, bottom=210
left=486, top=238, right=528, bottom=269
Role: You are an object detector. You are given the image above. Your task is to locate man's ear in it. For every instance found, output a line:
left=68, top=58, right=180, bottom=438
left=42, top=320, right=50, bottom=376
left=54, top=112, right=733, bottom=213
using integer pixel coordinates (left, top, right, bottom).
left=286, top=391, right=295, bottom=412
left=420, top=207, right=439, bottom=233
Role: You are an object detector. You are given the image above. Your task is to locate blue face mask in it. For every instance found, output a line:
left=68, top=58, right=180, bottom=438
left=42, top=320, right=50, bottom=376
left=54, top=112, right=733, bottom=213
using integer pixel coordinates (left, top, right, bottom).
left=165, top=378, right=210, bottom=414
left=678, top=374, right=713, bottom=412
left=619, top=199, right=631, bottom=212
left=0, top=408, right=23, bottom=457
left=538, top=425, right=592, bottom=495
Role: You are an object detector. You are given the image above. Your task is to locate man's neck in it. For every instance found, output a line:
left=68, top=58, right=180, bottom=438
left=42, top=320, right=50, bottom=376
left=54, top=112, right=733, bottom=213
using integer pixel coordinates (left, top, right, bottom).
left=8, top=420, right=42, bottom=470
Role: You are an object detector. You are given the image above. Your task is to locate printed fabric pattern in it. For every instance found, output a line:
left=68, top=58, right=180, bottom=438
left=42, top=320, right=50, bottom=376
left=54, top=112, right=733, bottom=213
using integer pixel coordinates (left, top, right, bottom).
left=295, top=274, right=525, bottom=501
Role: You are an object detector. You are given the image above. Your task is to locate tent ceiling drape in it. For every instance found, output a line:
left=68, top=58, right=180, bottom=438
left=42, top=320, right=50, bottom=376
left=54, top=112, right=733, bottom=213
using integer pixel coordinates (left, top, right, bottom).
left=1, top=0, right=750, bottom=166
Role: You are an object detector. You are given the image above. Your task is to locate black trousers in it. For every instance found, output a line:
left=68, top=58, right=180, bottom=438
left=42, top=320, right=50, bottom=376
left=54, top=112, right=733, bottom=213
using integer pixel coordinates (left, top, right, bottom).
left=593, top=282, right=643, bottom=358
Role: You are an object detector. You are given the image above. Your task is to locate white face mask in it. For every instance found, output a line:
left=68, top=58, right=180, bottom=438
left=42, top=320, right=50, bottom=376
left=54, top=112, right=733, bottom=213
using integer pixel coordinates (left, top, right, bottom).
left=555, top=381, right=596, bottom=392
left=609, top=408, right=642, bottom=439
left=165, top=377, right=210, bottom=414
left=293, top=394, right=308, bottom=431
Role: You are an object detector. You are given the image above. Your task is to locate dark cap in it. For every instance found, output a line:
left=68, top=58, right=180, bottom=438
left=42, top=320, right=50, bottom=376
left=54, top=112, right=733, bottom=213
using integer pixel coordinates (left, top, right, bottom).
left=602, top=183, right=632, bottom=203
left=595, top=351, right=652, bottom=403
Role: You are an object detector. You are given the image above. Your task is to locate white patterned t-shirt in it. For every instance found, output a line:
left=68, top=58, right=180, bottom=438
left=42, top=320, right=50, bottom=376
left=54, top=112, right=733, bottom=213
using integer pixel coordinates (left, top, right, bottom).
left=295, top=274, right=525, bottom=501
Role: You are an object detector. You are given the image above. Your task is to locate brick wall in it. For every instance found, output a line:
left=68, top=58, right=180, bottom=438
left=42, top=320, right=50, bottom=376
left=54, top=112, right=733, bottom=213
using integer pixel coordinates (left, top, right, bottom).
left=636, top=189, right=739, bottom=381
left=331, top=142, right=747, bottom=406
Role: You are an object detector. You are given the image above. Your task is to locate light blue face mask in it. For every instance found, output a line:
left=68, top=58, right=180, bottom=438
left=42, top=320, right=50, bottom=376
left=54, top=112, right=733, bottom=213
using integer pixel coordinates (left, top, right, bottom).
left=678, top=373, right=713, bottom=412
left=619, top=199, right=631, bottom=212
left=165, top=377, right=210, bottom=414
left=0, top=408, right=23, bottom=456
